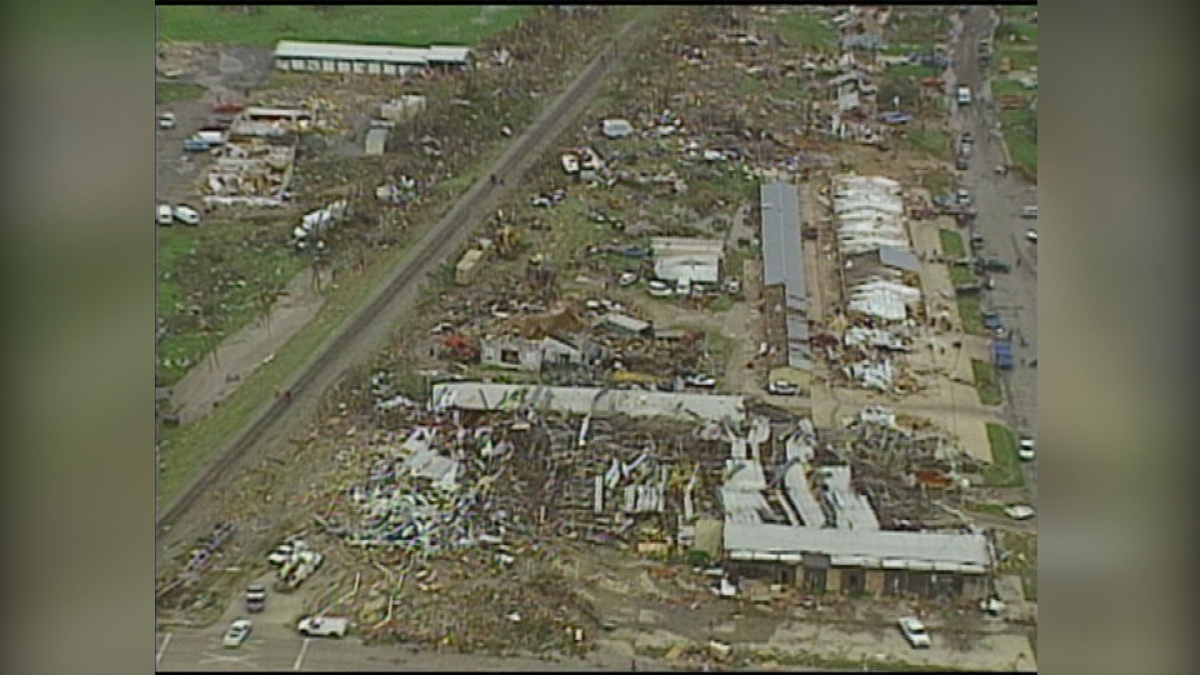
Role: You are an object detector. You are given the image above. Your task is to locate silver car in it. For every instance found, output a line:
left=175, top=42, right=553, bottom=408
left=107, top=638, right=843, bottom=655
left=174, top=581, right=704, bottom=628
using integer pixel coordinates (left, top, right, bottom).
left=222, top=619, right=253, bottom=648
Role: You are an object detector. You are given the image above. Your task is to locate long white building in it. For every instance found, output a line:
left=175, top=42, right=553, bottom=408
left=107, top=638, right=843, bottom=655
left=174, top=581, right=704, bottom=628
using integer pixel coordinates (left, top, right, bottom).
left=274, top=40, right=470, bottom=76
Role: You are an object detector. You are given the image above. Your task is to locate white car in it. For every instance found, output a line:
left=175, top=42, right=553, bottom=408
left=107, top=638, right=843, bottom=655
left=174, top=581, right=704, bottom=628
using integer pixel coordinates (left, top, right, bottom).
left=685, top=374, right=717, bottom=388
left=1025, top=228, right=1037, bottom=243
left=173, top=205, right=201, bottom=226
left=647, top=280, right=673, bottom=298
left=618, top=272, right=639, bottom=287
left=1021, top=205, right=1038, bottom=219
left=898, top=617, right=931, bottom=648
left=768, top=381, right=800, bottom=396
left=157, top=204, right=174, bottom=226
left=223, top=619, right=253, bottom=648
left=1018, top=436, right=1036, bottom=461
left=158, top=112, right=176, bottom=130
left=1004, top=505, right=1036, bottom=520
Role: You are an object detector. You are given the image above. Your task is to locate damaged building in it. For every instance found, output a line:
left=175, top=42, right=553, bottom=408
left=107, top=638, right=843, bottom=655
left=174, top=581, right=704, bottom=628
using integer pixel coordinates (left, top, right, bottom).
left=716, top=417, right=991, bottom=603
left=832, top=175, right=923, bottom=322
left=480, top=336, right=586, bottom=372
left=760, top=179, right=812, bottom=385
left=650, top=237, right=725, bottom=286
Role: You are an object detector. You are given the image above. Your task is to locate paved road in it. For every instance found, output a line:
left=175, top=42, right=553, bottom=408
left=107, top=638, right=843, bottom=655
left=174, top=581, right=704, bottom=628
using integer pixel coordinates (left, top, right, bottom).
left=950, top=7, right=1039, bottom=502
left=157, top=10, right=666, bottom=561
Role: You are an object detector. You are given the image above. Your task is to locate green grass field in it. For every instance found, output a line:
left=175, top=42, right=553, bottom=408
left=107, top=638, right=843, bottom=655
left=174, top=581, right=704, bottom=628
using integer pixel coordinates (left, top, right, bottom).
left=939, top=229, right=965, bottom=257
left=775, top=11, right=836, bottom=51
left=157, top=223, right=306, bottom=386
left=905, top=128, right=951, bottom=160
left=1000, top=108, right=1038, bottom=177
left=983, top=423, right=1025, bottom=487
left=993, top=9, right=1037, bottom=179
left=156, top=82, right=206, bottom=103
left=158, top=6, right=534, bottom=47
left=971, top=358, right=1003, bottom=405
left=956, top=293, right=985, bottom=335
left=919, top=171, right=955, bottom=196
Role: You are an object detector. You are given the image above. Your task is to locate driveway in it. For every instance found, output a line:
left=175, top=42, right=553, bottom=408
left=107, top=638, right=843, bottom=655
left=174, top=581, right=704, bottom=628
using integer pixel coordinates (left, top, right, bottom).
left=949, top=7, right=1039, bottom=501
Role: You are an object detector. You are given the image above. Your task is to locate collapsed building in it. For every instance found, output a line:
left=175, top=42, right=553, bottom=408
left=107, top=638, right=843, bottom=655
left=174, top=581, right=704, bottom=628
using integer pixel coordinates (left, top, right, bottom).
left=718, top=416, right=991, bottom=603
left=479, top=335, right=587, bottom=372
left=832, top=175, right=924, bottom=323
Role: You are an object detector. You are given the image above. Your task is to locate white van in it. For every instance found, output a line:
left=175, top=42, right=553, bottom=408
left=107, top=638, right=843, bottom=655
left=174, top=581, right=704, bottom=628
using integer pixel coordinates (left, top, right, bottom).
left=157, top=204, right=174, bottom=225
left=173, top=205, right=201, bottom=225
left=297, top=616, right=348, bottom=638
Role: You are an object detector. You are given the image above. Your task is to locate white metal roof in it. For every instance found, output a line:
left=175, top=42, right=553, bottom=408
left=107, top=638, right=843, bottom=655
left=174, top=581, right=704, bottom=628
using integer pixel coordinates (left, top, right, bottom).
left=431, top=383, right=745, bottom=423
left=724, top=523, right=991, bottom=572
left=651, top=237, right=726, bottom=257
left=274, top=40, right=469, bottom=66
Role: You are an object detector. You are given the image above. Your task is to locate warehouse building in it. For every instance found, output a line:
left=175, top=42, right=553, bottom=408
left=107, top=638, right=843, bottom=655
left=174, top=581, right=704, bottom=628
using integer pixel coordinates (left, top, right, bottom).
left=718, top=422, right=992, bottom=604
left=650, top=237, right=724, bottom=286
left=273, top=40, right=471, bottom=75
left=760, top=180, right=812, bottom=375
left=724, top=524, right=991, bottom=602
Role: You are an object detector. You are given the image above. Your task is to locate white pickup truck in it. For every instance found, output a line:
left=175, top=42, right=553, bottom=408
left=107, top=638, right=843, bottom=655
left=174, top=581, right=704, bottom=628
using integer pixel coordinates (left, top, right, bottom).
left=298, top=616, right=348, bottom=638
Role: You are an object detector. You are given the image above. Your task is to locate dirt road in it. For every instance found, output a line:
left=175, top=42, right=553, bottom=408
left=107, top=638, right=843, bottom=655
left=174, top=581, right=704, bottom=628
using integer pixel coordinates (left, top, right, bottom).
left=950, top=7, right=1040, bottom=501
left=157, top=10, right=667, bottom=559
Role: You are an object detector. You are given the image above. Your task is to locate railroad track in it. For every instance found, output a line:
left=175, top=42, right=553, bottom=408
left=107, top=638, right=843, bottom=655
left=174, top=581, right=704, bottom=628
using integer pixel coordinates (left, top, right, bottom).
left=156, top=13, right=660, bottom=537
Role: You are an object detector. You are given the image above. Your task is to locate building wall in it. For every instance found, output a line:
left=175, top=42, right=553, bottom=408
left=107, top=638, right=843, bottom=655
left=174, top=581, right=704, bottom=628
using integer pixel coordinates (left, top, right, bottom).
left=481, top=340, right=542, bottom=372
left=865, top=569, right=885, bottom=595
left=826, top=567, right=842, bottom=593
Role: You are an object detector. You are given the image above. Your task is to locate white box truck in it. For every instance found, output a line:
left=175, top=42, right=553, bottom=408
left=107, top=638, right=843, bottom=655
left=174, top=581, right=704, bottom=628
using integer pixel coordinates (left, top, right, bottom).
left=297, top=616, right=348, bottom=638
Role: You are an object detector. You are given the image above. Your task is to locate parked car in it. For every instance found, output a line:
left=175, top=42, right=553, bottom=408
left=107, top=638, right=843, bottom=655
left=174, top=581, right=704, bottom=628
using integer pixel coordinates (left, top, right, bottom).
left=245, top=585, right=266, bottom=613
left=647, top=280, right=672, bottom=298
left=1021, top=205, right=1038, bottom=219
left=183, top=138, right=211, bottom=152
left=979, top=258, right=1011, bottom=273
left=157, top=204, right=174, bottom=226
left=898, top=617, right=931, bottom=648
left=157, top=112, right=176, bottom=130
left=684, top=374, right=717, bottom=388
left=955, top=155, right=969, bottom=171
left=955, top=188, right=972, bottom=206
left=970, top=233, right=985, bottom=248
left=173, top=205, right=200, bottom=226
left=768, top=381, right=800, bottom=396
left=1005, top=505, right=1036, bottom=520
left=1018, top=436, right=1036, bottom=461
left=956, top=85, right=972, bottom=105
left=223, top=619, right=253, bottom=648
left=982, top=311, right=1003, bottom=331
left=1025, top=228, right=1038, bottom=243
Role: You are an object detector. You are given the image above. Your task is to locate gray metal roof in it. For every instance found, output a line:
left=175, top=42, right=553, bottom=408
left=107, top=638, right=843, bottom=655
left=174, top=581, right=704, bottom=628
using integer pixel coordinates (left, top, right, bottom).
left=878, top=246, right=920, bottom=272
left=724, top=523, right=991, bottom=573
left=761, top=181, right=807, bottom=312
